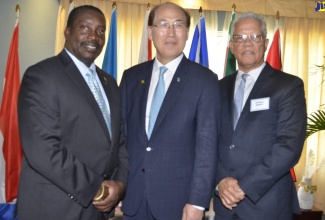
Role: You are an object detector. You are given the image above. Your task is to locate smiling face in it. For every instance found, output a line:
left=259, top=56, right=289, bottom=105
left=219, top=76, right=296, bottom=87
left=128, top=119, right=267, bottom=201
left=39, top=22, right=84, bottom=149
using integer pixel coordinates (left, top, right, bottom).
left=148, top=3, right=189, bottom=65
left=64, top=9, right=106, bottom=67
left=230, top=18, right=269, bottom=73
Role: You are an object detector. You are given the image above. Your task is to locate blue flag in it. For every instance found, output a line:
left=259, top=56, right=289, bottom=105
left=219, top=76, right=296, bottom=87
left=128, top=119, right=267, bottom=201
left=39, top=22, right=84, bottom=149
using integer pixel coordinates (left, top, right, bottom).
left=188, top=16, right=209, bottom=68
left=102, top=7, right=117, bottom=80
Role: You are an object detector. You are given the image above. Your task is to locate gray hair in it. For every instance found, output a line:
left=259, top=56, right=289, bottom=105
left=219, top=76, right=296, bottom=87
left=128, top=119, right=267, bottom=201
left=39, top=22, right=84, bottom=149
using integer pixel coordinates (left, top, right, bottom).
left=230, top=12, right=267, bottom=38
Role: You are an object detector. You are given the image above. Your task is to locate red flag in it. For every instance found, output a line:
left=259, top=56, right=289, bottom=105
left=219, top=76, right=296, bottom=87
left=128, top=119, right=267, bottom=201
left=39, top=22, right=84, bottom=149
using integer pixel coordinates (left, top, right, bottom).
left=0, top=16, right=23, bottom=203
left=266, top=21, right=296, bottom=182
left=266, top=25, right=282, bottom=70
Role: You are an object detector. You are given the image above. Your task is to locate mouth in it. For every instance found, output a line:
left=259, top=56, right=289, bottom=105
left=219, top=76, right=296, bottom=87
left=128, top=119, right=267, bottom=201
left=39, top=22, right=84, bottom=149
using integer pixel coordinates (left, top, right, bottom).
left=81, top=42, right=100, bottom=52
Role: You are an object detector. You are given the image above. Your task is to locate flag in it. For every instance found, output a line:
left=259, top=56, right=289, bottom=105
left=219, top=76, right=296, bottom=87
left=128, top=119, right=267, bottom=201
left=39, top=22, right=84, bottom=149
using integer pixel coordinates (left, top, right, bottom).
left=266, top=22, right=282, bottom=70
left=224, top=10, right=236, bottom=76
left=68, top=1, right=75, bottom=15
left=266, top=18, right=296, bottom=182
left=0, top=7, right=23, bottom=220
left=138, top=5, right=152, bottom=63
left=102, top=5, right=117, bottom=80
left=188, top=16, right=209, bottom=68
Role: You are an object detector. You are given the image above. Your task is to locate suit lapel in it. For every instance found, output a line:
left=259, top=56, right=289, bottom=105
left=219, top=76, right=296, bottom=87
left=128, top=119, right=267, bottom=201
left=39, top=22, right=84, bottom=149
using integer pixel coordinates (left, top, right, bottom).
left=140, top=61, right=155, bottom=140
left=227, top=72, right=237, bottom=129
left=97, top=68, right=115, bottom=142
left=235, top=63, right=274, bottom=130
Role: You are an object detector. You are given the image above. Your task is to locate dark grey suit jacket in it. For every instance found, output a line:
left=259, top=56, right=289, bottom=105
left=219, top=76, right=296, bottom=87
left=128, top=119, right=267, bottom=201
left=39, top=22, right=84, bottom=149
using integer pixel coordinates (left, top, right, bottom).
left=120, top=56, right=220, bottom=219
left=17, top=50, right=129, bottom=220
left=214, top=63, right=306, bottom=220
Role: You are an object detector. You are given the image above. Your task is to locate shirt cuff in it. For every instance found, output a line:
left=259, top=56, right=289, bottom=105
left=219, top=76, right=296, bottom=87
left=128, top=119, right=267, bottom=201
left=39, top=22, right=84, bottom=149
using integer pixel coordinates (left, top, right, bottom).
left=192, top=205, right=205, bottom=210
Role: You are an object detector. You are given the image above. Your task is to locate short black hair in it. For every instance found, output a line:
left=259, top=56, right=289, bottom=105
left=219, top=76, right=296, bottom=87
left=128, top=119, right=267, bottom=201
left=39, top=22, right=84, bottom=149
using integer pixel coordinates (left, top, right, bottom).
left=67, top=5, right=105, bottom=28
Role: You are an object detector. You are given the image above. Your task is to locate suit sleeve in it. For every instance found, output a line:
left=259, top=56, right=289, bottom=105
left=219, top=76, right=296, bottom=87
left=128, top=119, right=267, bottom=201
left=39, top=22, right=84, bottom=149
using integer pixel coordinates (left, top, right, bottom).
left=18, top=65, right=103, bottom=207
left=239, top=77, right=306, bottom=203
left=188, top=70, right=221, bottom=208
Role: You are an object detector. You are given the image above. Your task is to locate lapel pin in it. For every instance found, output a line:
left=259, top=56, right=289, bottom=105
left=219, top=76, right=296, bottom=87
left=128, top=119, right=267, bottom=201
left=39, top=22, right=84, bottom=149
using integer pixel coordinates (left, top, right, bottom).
left=177, top=77, right=180, bottom=82
left=103, top=76, right=108, bottom=85
left=141, top=80, right=145, bottom=84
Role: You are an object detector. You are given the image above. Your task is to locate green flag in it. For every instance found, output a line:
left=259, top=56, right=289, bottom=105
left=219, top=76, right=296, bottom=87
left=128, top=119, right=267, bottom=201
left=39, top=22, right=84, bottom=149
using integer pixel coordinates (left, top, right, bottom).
left=224, top=11, right=236, bottom=76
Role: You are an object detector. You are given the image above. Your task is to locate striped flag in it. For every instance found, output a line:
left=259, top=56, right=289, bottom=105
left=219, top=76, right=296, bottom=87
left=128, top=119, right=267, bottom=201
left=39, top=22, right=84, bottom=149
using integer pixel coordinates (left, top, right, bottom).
left=138, top=5, right=152, bottom=64
left=188, top=15, right=209, bottom=68
left=0, top=6, right=23, bottom=220
left=102, top=4, right=117, bottom=80
left=224, top=10, right=236, bottom=76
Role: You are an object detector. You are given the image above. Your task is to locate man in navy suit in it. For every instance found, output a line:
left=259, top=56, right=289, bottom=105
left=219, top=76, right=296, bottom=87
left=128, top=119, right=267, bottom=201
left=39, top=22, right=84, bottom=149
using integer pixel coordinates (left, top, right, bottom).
left=213, top=12, right=306, bottom=220
left=120, top=2, right=220, bottom=219
left=17, top=5, right=128, bottom=220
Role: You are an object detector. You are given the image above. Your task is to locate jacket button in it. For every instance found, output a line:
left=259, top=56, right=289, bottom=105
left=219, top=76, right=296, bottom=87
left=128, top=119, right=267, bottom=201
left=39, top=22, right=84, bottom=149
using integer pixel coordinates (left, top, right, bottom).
left=146, top=147, right=152, bottom=151
left=229, top=145, right=235, bottom=149
left=142, top=169, right=145, bottom=173
left=230, top=168, right=235, bottom=172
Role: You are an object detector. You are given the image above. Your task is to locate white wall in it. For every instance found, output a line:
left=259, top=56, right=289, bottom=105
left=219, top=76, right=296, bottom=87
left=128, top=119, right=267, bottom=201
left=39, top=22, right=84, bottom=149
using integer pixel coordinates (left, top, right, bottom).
left=0, top=0, right=60, bottom=102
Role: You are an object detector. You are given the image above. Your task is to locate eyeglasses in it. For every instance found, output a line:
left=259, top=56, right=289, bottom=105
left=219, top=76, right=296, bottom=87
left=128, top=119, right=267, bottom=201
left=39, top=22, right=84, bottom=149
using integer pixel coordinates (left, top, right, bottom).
left=152, top=21, right=188, bottom=33
left=232, top=34, right=265, bottom=43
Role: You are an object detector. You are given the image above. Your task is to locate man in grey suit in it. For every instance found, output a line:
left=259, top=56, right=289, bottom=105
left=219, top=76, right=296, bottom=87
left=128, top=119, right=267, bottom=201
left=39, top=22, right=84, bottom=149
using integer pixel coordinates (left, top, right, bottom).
left=213, top=12, right=306, bottom=220
left=17, top=5, right=129, bottom=220
left=120, top=2, right=220, bottom=220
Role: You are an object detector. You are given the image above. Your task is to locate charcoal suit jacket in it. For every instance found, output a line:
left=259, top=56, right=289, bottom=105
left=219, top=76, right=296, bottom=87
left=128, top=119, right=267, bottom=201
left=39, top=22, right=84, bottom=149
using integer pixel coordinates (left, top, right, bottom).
left=17, top=49, right=129, bottom=220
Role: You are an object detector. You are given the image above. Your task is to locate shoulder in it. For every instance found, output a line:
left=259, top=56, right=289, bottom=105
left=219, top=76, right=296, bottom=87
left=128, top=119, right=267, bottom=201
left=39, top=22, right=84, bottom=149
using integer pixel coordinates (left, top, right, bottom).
left=180, top=57, right=218, bottom=80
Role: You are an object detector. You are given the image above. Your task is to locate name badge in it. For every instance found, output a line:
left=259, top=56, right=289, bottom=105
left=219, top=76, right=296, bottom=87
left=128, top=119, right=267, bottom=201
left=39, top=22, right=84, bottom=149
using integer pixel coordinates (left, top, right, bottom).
left=250, top=97, right=270, bottom=112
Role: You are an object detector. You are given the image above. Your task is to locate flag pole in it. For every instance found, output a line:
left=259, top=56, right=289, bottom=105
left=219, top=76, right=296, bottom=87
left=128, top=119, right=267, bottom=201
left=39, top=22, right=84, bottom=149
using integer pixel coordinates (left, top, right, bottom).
left=15, top=4, right=20, bottom=18
left=199, top=6, right=203, bottom=18
left=232, top=3, right=236, bottom=13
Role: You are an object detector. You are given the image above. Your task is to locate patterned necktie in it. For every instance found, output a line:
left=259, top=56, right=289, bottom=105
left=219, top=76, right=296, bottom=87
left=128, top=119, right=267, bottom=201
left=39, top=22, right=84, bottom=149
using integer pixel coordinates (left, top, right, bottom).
left=86, top=70, right=112, bottom=138
left=233, top=74, right=249, bottom=129
left=147, top=66, right=168, bottom=138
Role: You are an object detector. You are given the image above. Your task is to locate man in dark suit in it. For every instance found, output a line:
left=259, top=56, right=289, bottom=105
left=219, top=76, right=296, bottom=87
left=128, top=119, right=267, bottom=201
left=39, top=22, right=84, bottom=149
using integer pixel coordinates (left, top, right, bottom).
left=120, top=2, right=220, bottom=220
left=17, top=5, right=129, bottom=220
left=213, top=12, right=306, bottom=220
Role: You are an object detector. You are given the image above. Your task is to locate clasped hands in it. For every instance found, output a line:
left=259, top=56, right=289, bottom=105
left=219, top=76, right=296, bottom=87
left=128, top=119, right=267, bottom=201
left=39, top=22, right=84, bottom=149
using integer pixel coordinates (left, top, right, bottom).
left=218, top=177, right=245, bottom=210
left=92, top=180, right=125, bottom=213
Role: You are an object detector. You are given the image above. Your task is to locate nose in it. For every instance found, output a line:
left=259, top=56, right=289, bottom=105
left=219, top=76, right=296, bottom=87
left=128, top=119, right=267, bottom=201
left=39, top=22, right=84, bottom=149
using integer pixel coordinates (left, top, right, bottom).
left=166, top=25, right=176, bottom=36
left=243, top=36, right=253, bottom=45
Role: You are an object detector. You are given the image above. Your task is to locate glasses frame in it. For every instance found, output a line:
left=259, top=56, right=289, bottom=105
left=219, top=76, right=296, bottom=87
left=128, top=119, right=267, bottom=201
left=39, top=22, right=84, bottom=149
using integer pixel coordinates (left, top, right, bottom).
left=232, top=34, right=266, bottom=43
left=151, top=21, right=189, bottom=33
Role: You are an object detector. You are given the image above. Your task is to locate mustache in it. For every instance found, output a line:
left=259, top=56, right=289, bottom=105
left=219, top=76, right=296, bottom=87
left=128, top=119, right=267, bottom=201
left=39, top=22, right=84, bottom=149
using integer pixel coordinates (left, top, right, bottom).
left=80, top=41, right=100, bottom=48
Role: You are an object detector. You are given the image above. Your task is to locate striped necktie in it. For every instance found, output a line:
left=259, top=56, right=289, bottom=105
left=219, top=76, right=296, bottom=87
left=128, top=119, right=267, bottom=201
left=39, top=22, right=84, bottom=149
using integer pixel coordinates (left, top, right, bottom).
left=233, top=73, right=248, bottom=129
left=86, top=70, right=112, bottom=138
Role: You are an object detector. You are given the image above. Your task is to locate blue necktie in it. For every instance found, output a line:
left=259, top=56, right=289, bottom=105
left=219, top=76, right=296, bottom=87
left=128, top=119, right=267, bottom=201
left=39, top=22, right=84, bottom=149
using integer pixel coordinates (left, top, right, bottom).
left=233, top=74, right=248, bottom=129
left=147, top=66, right=168, bottom=138
left=86, top=70, right=112, bottom=138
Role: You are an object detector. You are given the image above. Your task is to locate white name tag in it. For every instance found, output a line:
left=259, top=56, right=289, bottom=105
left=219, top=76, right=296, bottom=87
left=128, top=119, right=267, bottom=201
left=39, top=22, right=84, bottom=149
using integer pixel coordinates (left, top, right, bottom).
left=250, top=97, right=270, bottom=112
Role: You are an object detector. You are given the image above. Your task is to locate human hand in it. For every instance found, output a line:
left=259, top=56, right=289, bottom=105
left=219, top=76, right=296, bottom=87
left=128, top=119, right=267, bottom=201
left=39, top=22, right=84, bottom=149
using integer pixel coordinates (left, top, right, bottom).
left=181, top=204, right=204, bottom=220
left=93, top=180, right=125, bottom=213
left=218, top=177, right=245, bottom=210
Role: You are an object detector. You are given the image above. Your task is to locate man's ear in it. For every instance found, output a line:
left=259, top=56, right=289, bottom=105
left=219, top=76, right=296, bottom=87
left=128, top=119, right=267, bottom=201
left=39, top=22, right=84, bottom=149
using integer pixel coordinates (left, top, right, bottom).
left=148, top=26, right=153, bottom=41
left=64, top=27, right=70, bottom=40
left=229, top=41, right=234, bottom=53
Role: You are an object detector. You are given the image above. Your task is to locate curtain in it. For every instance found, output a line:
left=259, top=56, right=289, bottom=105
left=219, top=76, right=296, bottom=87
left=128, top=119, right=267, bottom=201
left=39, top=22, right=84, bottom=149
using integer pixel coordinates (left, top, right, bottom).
left=56, top=0, right=325, bottom=210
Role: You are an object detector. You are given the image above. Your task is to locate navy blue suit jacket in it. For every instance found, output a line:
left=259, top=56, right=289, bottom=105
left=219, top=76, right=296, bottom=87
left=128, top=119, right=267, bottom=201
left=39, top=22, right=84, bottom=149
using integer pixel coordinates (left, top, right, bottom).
left=120, top=56, right=220, bottom=219
left=214, top=63, right=306, bottom=220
